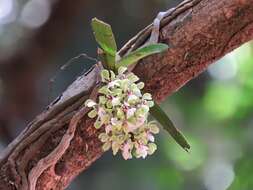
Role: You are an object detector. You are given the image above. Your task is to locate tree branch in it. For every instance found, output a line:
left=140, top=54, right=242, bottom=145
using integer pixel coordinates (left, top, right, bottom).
left=0, top=0, right=253, bottom=189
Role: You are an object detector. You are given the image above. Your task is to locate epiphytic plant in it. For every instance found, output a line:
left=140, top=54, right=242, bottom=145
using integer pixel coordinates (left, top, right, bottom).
left=85, top=18, right=190, bottom=160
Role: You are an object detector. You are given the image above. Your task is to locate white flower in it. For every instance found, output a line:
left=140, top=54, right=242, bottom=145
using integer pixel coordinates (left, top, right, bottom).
left=118, top=66, right=128, bottom=75
left=126, top=121, right=139, bottom=132
left=133, top=88, right=142, bottom=97
left=128, top=94, right=138, bottom=104
left=111, top=97, right=120, bottom=106
left=86, top=67, right=159, bottom=160
left=136, top=144, right=149, bottom=159
left=85, top=99, right=97, bottom=107
left=147, top=133, right=155, bottom=142
left=122, top=141, right=133, bottom=160
left=108, top=79, right=120, bottom=88
left=137, top=117, right=145, bottom=125
left=105, top=124, right=112, bottom=133
left=123, top=101, right=130, bottom=107
left=143, top=93, right=152, bottom=100
left=112, top=141, right=120, bottom=155
left=97, top=107, right=106, bottom=119
left=126, top=108, right=136, bottom=119
left=126, top=117, right=145, bottom=132
left=111, top=117, right=122, bottom=126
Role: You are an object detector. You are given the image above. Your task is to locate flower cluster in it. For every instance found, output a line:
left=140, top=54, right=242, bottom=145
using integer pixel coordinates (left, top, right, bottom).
left=85, top=67, right=159, bottom=160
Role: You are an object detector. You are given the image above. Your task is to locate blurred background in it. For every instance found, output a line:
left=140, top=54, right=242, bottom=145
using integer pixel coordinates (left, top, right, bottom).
left=0, top=0, right=252, bottom=190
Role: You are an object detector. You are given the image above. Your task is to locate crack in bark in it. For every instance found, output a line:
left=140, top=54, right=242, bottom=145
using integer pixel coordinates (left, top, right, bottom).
left=221, top=21, right=253, bottom=55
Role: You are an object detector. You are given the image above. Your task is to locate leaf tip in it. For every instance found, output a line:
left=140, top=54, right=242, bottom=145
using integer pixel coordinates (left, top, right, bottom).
left=156, top=43, right=169, bottom=51
left=184, top=146, right=191, bottom=153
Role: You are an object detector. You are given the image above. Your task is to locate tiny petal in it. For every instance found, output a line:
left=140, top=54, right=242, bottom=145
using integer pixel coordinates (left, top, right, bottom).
left=99, top=96, right=107, bottom=104
left=112, top=88, right=122, bottom=96
left=136, top=144, right=148, bottom=159
left=94, top=119, right=102, bottom=129
left=132, top=88, right=142, bottom=97
left=98, top=86, right=109, bottom=95
left=101, top=114, right=110, bottom=125
left=122, top=141, right=133, bottom=160
left=88, top=110, right=97, bottom=118
left=118, top=66, right=128, bottom=75
left=108, top=79, right=120, bottom=88
left=98, top=107, right=106, bottom=118
left=137, top=82, right=145, bottom=89
left=101, top=69, right=110, bottom=82
left=147, top=101, right=154, bottom=107
left=147, top=143, right=157, bottom=155
left=128, top=94, right=138, bottom=104
left=143, top=93, right=152, bottom=100
left=112, top=142, right=120, bottom=155
left=99, top=133, right=109, bottom=142
left=120, top=79, right=129, bottom=92
left=127, top=73, right=139, bottom=83
left=111, top=97, right=120, bottom=106
left=136, top=117, right=145, bottom=127
left=105, top=124, right=112, bottom=133
left=147, top=133, right=155, bottom=142
left=136, top=106, right=149, bottom=117
left=106, top=101, right=113, bottom=108
left=102, top=142, right=111, bottom=151
left=126, top=121, right=141, bottom=132
left=116, top=108, right=125, bottom=120
left=110, top=70, right=116, bottom=80
left=126, top=108, right=136, bottom=119
left=85, top=99, right=96, bottom=107
left=111, top=117, right=118, bottom=126
left=124, top=101, right=130, bottom=107
left=149, top=123, right=160, bottom=134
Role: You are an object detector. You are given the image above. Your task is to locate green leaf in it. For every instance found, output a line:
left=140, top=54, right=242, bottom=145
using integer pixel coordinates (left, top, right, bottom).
left=115, top=43, right=168, bottom=69
left=102, top=142, right=111, bottom=151
left=91, top=18, right=117, bottom=70
left=91, top=18, right=117, bottom=56
left=150, top=102, right=190, bottom=152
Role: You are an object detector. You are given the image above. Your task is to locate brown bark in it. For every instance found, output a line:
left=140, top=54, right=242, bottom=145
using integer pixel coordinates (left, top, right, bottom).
left=0, top=0, right=253, bottom=189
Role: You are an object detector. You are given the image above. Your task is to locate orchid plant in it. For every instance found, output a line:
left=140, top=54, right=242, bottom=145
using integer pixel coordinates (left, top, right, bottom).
left=86, top=66, right=159, bottom=159
left=85, top=18, right=190, bottom=160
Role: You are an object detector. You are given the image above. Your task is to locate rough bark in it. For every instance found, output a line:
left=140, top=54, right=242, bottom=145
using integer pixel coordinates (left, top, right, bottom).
left=0, top=0, right=253, bottom=189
